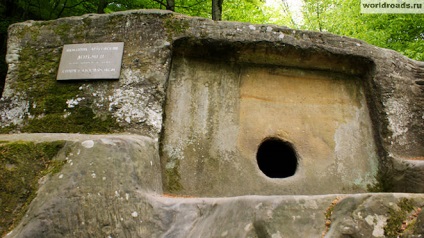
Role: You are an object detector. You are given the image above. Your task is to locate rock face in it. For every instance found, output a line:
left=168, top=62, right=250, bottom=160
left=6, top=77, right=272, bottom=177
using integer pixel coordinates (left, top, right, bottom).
left=163, top=54, right=378, bottom=196
left=0, top=10, right=423, bottom=237
left=1, top=134, right=424, bottom=238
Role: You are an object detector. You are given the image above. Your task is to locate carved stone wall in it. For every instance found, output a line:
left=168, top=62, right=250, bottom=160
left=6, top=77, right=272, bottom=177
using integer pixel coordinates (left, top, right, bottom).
left=0, top=10, right=423, bottom=237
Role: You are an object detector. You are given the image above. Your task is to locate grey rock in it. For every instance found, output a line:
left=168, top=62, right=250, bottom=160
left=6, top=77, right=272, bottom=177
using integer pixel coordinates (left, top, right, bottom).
left=0, top=9, right=423, bottom=237
left=1, top=134, right=423, bottom=238
left=1, top=10, right=422, bottom=194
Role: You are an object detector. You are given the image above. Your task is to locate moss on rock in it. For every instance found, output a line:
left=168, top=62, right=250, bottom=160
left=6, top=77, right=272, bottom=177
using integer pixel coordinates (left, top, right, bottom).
left=385, top=198, right=419, bottom=237
left=52, top=21, right=86, bottom=42
left=5, top=44, right=121, bottom=134
left=164, top=159, right=183, bottom=193
left=164, top=16, right=190, bottom=41
left=0, top=141, right=66, bottom=236
left=22, top=107, right=120, bottom=133
left=367, top=169, right=395, bottom=193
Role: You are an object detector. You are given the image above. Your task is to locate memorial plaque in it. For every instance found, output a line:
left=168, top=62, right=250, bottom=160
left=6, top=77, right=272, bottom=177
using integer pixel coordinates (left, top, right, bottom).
left=57, top=42, right=124, bottom=80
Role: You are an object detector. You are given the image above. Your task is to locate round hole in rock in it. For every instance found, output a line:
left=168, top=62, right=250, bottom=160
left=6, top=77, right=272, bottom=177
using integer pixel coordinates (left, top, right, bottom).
left=256, top=138, right=298, bottom=178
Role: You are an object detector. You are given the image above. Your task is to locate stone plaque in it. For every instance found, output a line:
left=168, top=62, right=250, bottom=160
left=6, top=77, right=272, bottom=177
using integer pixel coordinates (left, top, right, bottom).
left=57, top=42, right=124, bottom=80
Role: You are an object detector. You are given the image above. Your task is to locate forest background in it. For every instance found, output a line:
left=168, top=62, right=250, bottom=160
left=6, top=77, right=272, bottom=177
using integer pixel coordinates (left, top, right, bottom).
left=0, top=0, right=423, bottom=96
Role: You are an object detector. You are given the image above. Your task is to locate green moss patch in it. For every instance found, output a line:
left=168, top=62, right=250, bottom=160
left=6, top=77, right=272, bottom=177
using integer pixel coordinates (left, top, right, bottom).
left=384, top=198, right=421, bottom=237
left=164, top=159, right=183, bottom=193
left=367, top=169, right=395, bottom=192
left=5, top=45, right=121, bottom=134
left=52, top=21, right=86, bottom=42
left=14, top=46, right=80, bottom=115
left=164, top=16, right=189, bottom=40
left=0, top=141, right=66, bottom=236
left=23, top=104, right=120, bottom=133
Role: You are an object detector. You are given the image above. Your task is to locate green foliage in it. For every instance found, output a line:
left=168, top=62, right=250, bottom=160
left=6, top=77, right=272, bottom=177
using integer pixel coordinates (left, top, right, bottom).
left=223, top=0, right=268, bottom=23
left=177, top=0, right=210, bottom=19
left=299, top=0, right=424, bottom=61
left=0, top=141, right=66, bottom=236
left=105, top=0, right=164, bottom=14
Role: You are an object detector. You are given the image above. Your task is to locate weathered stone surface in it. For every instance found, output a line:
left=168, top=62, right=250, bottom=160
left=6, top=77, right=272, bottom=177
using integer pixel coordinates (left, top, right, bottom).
left=0, top=10, right=422, bottom=195
left=325, top=194, right=424, bottom=237
left=1, top=134, right=163, bottom=237
left=1, top=134, right=424, bottom=238
left=162, top=57, right=378, bottom=196
left=1, top=10, right=173, bottom=136
left=0, top=9, right=423, bottom=237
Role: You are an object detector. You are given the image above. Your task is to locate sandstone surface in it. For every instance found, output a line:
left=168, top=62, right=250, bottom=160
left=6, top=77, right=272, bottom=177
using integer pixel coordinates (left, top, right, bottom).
left=1, top=134, right=423, bottom=238
left=0, top=10, right=423, bottom=237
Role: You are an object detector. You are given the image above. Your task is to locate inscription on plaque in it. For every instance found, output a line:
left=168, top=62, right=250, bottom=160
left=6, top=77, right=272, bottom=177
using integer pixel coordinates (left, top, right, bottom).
left=57, top=42, right=124, bottom=80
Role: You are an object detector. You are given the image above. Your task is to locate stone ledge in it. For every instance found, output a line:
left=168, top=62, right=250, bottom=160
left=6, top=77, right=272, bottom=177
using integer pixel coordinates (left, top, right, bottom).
left=0, top=133, right=153, bottom=143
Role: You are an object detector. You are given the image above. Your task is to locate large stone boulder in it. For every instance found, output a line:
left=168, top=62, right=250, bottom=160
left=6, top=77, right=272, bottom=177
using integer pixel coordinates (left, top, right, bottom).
left=0, top=10, right=423, bottom=237
left=1, top=134, right=424, bottom=238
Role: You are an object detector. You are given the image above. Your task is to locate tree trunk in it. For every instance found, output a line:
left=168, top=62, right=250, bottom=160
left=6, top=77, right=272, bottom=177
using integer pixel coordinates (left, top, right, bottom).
left=97, top=0, right=109, bottom=14
left=212, top=0, right=223, bottom=21
left=166, top=0, right=175, bottom=11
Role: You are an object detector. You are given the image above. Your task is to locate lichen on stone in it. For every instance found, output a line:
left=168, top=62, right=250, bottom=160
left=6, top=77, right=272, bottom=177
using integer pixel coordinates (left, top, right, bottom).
left=0, top=141, right=66, bottom=236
